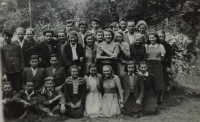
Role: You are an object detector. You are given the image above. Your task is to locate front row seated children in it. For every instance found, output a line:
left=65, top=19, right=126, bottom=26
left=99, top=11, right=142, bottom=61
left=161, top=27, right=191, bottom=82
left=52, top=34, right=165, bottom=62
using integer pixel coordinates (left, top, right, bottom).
left=23, top=54, right=45, bottom=90
left=2, top=81, right=21, bottom=119
left=121, top=61, right=144, bottom=117
left=138, top=61, right=156, bottom=115
left=40, top=77, right=66, bottom=115
left=13, top=80, right=55, bottom=118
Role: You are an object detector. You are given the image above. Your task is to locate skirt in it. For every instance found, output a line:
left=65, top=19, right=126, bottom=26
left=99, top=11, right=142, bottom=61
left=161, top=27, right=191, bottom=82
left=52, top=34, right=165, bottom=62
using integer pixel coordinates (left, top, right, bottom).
left=143, top=91, right=156, bottom=114
left=123, top=92, right=142, bottom=115
left=147, top=60, right=165, bottom=91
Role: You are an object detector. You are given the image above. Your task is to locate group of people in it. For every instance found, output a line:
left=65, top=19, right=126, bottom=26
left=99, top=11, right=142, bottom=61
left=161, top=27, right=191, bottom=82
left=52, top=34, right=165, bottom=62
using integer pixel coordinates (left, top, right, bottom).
left=0, top=18, right=172, bottom=119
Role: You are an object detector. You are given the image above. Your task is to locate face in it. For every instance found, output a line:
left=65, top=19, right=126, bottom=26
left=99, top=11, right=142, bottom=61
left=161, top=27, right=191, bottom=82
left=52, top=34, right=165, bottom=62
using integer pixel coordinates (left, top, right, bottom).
left=113, top=24, right=120, bottom=32
left=89, top=67, right=97, bottom=77
left=3, top=84, right=12, bottom=93
left=96, top=32, right=104, bottom=43
left=103, top=67, right=111, bottom=78
left=158, top=32, right=165, bottom=42
left=69, top=34, right=78, bottom=45
left=120, top=21, right=127, bottom=31
left=44, top=33, right=53, bottom=43
left=92, top=21, right=100, bottom=30
left=86, top=36, right=94, bottom=47
left=66, top=23, right=74, bottom=32
left=138, top=25, right=146, bottom=34
left=149, top=35, right=157, bottom=44
left=115, top=32, right=123, bottom=42
left=127, top=64, right=135, bottom=74
left=45, top=80, right=54, bottom=90
left=135, top=37, right=142, bottom=45
left=80, top=25, right=87, bottom=34
left=26, top=82, right=34, bottom=93
left=30, top=59, right=39, bottom=69
left=17, top=31, right=25, bottom=41
left=50, top=57, right=58, bottom=67
left=104, top=31, right=112, bottom=42
left=127, top=22, right=135, bottom=33
left=3, top=34, right=11, bottom=44
left=71, top=68, right=79, bottom=79
left=26, top=30, right=34, bottom=40
left=139, top=64, right=148, bottom=74
left=58, top=33, right=67, bottom=44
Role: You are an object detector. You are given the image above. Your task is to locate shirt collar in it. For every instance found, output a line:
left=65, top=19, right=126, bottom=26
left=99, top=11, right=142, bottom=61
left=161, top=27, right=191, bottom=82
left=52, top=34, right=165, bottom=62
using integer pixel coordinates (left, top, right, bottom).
left=149, top=43, right=158, bottom=48
left=31, top=67, right=37, bottom=71
left=25, top=90, right=34, bottom=96
left=70, top=43, right=77, bottom=48
left=18, top=39, right=24, bottom=43
left=128, top=73, right=135, bottom=76
left=128, top=32, right=134, bottom=36
left=138, top=71, right=149, bottom=76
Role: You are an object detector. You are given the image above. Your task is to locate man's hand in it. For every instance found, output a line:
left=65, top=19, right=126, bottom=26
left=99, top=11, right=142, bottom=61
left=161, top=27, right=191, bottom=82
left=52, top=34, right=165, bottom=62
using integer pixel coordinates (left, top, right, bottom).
left=60, top=104, right=66, bottom=113
left=136, top=100, right=141, bottom=105
left=75, top=101, right=81, bottom=108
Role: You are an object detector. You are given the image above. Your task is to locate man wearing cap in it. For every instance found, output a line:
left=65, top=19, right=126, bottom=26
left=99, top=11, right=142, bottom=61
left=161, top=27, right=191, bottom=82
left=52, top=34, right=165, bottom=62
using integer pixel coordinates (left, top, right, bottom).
left=26, top=29, right=58, bottom=68
left=1, top=29, right=24, bottom=92
left=89, top=18, right=101, bottom=34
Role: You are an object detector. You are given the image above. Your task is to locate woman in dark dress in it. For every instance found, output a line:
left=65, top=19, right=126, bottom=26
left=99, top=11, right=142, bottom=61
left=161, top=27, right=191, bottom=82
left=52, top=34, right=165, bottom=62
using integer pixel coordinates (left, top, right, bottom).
left=63, top=65, right=86, bottom=118
left=138, top=61, right=156, bottom=114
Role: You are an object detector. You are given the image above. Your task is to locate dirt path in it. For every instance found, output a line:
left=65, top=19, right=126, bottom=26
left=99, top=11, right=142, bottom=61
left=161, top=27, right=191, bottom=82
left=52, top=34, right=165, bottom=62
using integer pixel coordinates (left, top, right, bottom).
left=64, top=98, right=200, bottom=122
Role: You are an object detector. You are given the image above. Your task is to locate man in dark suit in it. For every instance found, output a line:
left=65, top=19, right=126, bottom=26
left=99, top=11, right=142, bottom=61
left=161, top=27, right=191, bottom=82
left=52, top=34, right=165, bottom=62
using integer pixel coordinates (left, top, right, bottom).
left=1, top=29, right=24, bottom=92
left=26, top=29, right=58, bottom=68
left=63, top=31, right=85, bottom=77
left=45, top=54, right=66, bottom=91
left=123, top=21, right=136, bottom=44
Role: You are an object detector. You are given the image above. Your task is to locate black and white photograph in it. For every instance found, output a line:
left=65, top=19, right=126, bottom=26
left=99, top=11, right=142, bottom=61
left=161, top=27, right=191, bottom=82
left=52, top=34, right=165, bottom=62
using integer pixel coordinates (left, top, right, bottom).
left=0, top=0, right=200, bottom=122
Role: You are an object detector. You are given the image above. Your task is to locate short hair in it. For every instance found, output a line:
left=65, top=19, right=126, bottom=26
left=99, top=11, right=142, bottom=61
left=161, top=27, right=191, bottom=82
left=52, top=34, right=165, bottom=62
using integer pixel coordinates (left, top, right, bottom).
left=138, top=61, right=148, bottom=70
left=104, top=28, right=115, bottom=40
left=44, top=76, right=54, bottom=83
left=136, top=20, right=148, bottom=30
left=124, top=61, right=137, bottom=73
left=109, top=22, right=119, bottom=29
left=146, top=31, right=161, bottom=44
left=26, top=80, right=35, bottom=85
left=50, top=54, right=58, bottom=60
left=134, top=33, right=145, bottom=41
left=26, top=28, right=35, bottom=35
left=94, top=29, right=104, bottom=36
left=15, top=27, right=25, bottom=33
left=29, top=54, right=39, bottom=61
left=157, top=30, right=166, bottom=39
left=127, top=21, right=135, bottom=26
left=66, top=19, right=75, bottom=25
left=119, top=18, right=127, bottom=23
left=2, top=29, right=13, bottom=37
left=68, top=65, right=80, bottom=76
left=43, top=29, right=54, bottom=36
left=114, top=31, right=124, bottom=42
left=92, top=18, right=101, bottom=24
left=57, top=29, right=67, bottom=36
left=2, top=81, right=12, bottom=87
left=78, top=21, right=88, bottom=27
left=84, top=32, right=95, bottom=46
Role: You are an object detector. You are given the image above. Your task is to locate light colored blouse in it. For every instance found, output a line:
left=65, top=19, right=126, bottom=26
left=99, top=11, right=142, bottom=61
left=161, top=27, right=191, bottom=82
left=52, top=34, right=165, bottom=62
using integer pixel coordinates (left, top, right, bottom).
left=72, top=78, right=79, bottom=94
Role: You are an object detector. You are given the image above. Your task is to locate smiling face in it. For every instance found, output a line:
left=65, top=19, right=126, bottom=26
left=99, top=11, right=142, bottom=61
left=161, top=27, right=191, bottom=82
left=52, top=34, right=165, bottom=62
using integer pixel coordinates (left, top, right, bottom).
left=69, top=34, right=78, bottom=46
left=26, top=30, right=34, bottom=41
left=44, top=32, right=53, bottom=43
left=89, top=67, right=97, bottom=77
left=104, top=31, right=113, bottom=43
left=120, top=21, right=127, bottom=31
left=80, top=25, right=87, bottom=34
left=3, top=84, right=12, bottom=93
left=103, top=67, right=111, bottom=78
left=96, top=32, right=104, bottom=43
left=58, top=32, right=67, bottom=44
left=115, top=32, right=123, bottom=43
left=71, top=68, right=79, bottom=79
left=149, top=34, right=157, bottom=45
left=45, top=80, right=55, bottom=90
left=92, top=21, right=100, bottom=30
left=139, top=64, right=148, bottom=74
left=127, top=22, right=135, bottom=34
left=86, top=36, right=94, bottom=47
left=135, top=36, right=142, bottom=45
left=113, top=24, right=120, bottom=32
left=138, top=25, right=146, bottom=34
left=66, top=23, right=74, bottom=32
left=50, top=56, right=58, bottom=68
left=17, top=31, right=25, bottom=41
left=3, top=34, right=12, bottom=44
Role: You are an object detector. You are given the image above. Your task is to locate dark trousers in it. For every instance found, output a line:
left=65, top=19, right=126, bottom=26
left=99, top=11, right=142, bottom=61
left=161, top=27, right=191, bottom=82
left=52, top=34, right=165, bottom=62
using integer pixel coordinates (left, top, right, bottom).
left=7, top=72, right=22, bottom=92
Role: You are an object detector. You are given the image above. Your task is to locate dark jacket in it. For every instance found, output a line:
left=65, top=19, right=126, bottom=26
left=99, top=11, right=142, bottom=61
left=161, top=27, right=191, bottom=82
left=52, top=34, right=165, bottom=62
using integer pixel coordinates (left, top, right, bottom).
left=120, top=73, right=144, bottom=104
left=129, top=43, right=146, bottom=64
left=2, top=90, right=17, bottom=104
left=161, top=41, right=172, bottom=68
left=13, top=90, right=41, bottom=103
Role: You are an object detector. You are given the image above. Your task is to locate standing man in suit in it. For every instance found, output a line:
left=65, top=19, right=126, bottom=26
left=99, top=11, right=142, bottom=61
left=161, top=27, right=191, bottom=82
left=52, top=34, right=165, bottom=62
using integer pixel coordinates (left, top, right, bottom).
left=77, top=21, right=88, bottom=46
left=63, top=31, right=85, bottom=77
left=124, top=21, right=136, bottom=44
left=26, top=29, right=58, bottom=68
left=23, top=54, right=45, bottom=90
left=45, top=54, right=66, bottom=91
left=1, top=29, right=24, bottom=92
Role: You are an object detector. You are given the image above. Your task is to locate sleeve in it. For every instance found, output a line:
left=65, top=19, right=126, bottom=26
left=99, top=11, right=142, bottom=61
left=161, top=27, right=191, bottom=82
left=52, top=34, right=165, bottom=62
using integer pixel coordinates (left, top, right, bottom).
left=114, top=75, right=123, bottom=102
left=25, top=43, right=40, bottom=56
left=63, top=81, right=71, bottom=104
left=1, top=48, right=7, bottom=74
left=12, top=91, right=23, bottom=103
left=17, top=45, right=24, bottom=70
left=79, top=79, right=86, bottom=103
left=159, top=44, right=166, bottom=57
left=58, top=90, right=66, bottom=105
left=63, top=45, right=72, bottom=66
left=5, top=91, right=17, bottom=104
left=113, top=43, right=120, bottom=54
left=137, top=76, right=144, bottom=102
left=121, top=43, right=130, bottom=58
left=97, top=44, right=103, bottom=56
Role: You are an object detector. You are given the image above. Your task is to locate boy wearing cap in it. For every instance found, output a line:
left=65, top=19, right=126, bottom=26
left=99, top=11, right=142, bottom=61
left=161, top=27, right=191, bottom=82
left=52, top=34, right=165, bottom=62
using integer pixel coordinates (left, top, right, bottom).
left=26, top=29, right=58, bottom=68
left=45, top=54, right=66, bottom=91
left=23, top=54, right=45, bottom=90
left=1, top=29, right=24, bottom=92
left=40, top=77, right=66, bottom=115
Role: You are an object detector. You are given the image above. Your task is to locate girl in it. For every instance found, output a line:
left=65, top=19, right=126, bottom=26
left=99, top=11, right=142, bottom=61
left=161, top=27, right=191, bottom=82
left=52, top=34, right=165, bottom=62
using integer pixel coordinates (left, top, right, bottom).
left=84, top=33, right=97, bottom=73
left=64, top=65, right=86, bottom=118
left=136, top=20, right=148, bottom=44
left=84, top=64, right=102, bottom=117
left=96, top=29, right=120, bottom=75
left=145, top=31, right=166, bottom=105
left=121, top=61, right=144, bottom=117
left=99, top=65, right=123, bottom=117
left=94, top=29, right=104, bottom=45
left=114, top=31, right=130, bottom=76
left=138, top=61, right=156, bottom=114
left=25, top=28, right=37, bottom=44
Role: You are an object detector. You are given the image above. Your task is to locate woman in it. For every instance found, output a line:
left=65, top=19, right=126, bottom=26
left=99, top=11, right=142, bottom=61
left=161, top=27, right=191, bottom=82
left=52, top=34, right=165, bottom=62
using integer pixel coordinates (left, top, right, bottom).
left=114, top=31, right=130, bottom=76
left=136, top=20, right=148, bottom=44
left=64, top=65, right=86, bottom=118
left=25, top=28, right=37, bottom=44
left=84, top=33, right=97, bottom=73
left=145, top=31, right=166, bottom=105
left=84, top=64, right=102, bottom=117
left=99, top=65, right=123, bottom=117
left=96, top=29, right=120, bottom=75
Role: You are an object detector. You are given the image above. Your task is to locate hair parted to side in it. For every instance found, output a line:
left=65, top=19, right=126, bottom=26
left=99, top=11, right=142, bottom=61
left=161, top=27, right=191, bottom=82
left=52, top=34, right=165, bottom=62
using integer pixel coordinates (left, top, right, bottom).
left=29, top=54, right=39, bottom=62
left=68, top=65, right=80, bottom=76
left=124, top=61, right=137, bottom=73
left=102, top=65, right=115, bottom=79
left=146, top=31, right=161, bottom=44
left=138, top=61, right=149, bottom=70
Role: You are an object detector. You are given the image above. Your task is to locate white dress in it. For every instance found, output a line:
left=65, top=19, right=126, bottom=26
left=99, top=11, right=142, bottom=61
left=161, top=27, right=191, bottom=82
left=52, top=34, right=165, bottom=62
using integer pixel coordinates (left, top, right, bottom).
left=84, top=76, right=102, bottom=117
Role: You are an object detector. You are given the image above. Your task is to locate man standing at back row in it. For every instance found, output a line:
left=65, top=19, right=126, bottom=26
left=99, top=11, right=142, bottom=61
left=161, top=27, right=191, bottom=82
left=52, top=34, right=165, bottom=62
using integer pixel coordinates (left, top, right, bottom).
left=124, top=21, right=136, bottom=44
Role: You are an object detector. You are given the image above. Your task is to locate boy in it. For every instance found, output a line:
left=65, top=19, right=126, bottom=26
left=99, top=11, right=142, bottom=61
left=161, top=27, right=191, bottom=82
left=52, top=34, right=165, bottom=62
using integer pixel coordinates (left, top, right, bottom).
left=89, top=18, right=101, bottom=34
left=40, top=77, right=66, bottom=115
left=1, top=29, right=24, bottom=92
left=45, top=54, right=66, bottom=91
left=77, top=21, right=88, bottom=46
left=23, top=54, right=45, bottom=90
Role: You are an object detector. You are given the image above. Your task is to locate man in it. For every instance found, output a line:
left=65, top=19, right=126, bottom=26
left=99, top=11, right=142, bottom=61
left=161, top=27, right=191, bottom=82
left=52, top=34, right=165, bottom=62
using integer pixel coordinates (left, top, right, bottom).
left=119, top=19, right=128, bottom=34
left=1, top=29, right=24, bottom=92
left=65, top=19, right=75, bottom=33
left=77, top=21, right=88, bottom=46
left=124, top=21, right=136, bottom=44
left=63, top=31, right=85, bottom=77
left=90, top=18, right=101, bottom=34
left=26, top=29, right=58, bottom=68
